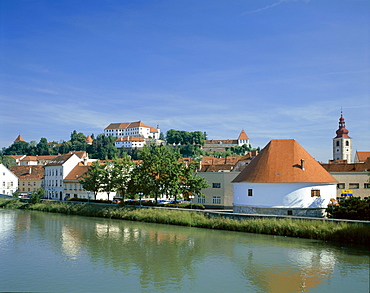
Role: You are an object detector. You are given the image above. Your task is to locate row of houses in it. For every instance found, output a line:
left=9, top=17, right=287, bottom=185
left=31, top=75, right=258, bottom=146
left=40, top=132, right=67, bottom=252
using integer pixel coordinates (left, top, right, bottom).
left=1, top=144, right=368, bottom=215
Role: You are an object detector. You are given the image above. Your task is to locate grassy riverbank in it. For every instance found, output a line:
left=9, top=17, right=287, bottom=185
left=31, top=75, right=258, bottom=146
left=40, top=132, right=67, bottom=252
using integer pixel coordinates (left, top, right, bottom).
left=1, top=198, right=369, bottom=246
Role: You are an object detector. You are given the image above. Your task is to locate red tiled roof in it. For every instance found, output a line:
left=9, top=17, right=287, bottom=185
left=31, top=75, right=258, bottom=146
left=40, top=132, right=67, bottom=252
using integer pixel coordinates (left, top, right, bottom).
left=238, top=129, right=249, bottom=140
left=149, top=126, right=158, bottom=133
left=9, top=155, right=25, bottom=160
left=321, top=162, right=370, bottom=172
left=105, top=121, right=149, bottom=130
left=46, top=153, right=75, bottom=166
left=64, top=163, right=90, bottom=181
left=14, top=135, right=24, bottom=142
left=199, top=164, right=235, bottom=172
left=115, top=136, right=145, bottom=142
left=356, top=151, right=370, bottom=162
left=233, top=139, right=337, bottom=183
left=85, top=135, right=94, bottom=143
left=9, top=165, right=44, bottom=179
left=21, top=155, right=57, bottom=161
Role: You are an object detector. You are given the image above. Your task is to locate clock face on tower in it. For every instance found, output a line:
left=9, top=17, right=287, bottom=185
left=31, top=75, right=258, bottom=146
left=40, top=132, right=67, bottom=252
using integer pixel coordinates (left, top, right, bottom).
left=336, top=148, right=340, bottom=153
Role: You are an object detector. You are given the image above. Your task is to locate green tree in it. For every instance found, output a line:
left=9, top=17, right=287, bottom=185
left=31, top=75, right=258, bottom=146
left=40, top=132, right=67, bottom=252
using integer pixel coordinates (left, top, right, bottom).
left=190, top=131, right=206, bottom=145
left=180, top=161, right=209, bottom=202
left=79, top=161, right=103, bottom=200
left=36, top=137, right=51, bottom=155
left=128, top=145, right=208, bottom=204
left=29, top=188, right=46, bottom=204
left=100, top=160, right=116, bottom=202
left=0, top=155, right=16, bottom=168
left=111, top=156, right=134, bottom=202
left=4, top=141, right=30, bottom=155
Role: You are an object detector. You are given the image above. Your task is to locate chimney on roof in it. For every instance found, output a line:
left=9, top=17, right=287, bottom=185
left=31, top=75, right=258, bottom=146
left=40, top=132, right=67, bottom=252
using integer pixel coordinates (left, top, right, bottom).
left=83, top=157, right=88, bottom=166
left=301, top=159, right=305, bottom=171
left=29, top=167, right=32, bottom=174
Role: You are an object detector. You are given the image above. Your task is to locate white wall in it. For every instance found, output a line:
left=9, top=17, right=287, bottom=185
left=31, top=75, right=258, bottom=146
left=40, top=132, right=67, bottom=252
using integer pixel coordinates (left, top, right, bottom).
left=0, top=164, right=18, bottom=195
left=233, top=182, right=337, bottom=208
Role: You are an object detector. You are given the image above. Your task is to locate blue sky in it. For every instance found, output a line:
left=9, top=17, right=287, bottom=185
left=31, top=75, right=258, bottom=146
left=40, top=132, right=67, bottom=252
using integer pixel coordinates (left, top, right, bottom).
left=1, top=0, right=369, bottom=162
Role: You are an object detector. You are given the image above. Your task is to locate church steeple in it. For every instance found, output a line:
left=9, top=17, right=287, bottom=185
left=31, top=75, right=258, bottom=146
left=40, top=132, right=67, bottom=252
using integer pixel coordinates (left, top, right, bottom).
left=335, top=111, right=351, bottom=139
left=333, top=112, right=352, bottom=163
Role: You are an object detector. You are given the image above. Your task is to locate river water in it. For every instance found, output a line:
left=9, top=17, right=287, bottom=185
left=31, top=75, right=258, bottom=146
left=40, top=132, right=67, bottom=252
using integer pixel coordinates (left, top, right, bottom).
left=0, top=209, right=368, bottom=293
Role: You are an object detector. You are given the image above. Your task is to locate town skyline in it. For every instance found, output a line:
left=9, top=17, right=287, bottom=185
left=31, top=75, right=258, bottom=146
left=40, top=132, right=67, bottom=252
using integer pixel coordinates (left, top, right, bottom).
left=1, top=1, right=369, bottom=162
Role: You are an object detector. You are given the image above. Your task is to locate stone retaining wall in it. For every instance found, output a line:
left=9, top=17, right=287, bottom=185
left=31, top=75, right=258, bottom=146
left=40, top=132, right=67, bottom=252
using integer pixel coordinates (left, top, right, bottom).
left=233, top=205, right=326, bottom=218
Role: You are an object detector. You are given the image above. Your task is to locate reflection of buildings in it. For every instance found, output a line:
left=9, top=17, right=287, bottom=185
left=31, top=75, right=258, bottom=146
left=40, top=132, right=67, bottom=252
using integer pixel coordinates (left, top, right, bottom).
left=238, top=243, right=336, bottom=292
left=61, top=225, right=83, bottom=259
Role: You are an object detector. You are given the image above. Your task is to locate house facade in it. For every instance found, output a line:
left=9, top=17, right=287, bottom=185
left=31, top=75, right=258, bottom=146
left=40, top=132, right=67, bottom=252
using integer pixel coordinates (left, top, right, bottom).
left=63, top=162, right=116, bottom=201
left=321, top=159, right=370, bottom=199
left=44, top=152, right=86, bottom=200
left=9, top=165, right=44, bottom=195
left=196, top=171, right=239, bottom=209
left=0, top=163, right=18, bottom=196
left=233, top=139, right=338, bottom=217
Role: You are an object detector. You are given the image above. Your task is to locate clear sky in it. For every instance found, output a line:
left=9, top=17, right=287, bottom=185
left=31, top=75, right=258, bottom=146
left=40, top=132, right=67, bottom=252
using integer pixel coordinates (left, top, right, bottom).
left=1, top=0, right=369, bottom=162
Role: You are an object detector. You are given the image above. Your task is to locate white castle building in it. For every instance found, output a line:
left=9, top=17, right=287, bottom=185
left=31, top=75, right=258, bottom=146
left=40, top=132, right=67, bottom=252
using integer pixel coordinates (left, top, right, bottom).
left=104, top=121, right=161, bottom=149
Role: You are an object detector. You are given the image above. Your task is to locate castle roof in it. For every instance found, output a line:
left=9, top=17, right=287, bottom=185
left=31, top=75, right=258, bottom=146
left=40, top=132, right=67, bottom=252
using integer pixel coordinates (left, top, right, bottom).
left=238, top=129, right=249, bottom=140
left=85, top=135, right=94, bottom=143
left=105, top=121, right=149, bottom=130
left=14, top=135, right=24, bottom=142
left=232, top=139, right=337, bottom=183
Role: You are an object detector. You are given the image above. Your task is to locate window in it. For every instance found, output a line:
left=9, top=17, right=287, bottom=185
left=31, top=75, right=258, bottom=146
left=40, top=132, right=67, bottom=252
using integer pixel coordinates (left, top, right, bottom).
left=212, top=183, right=221, bottom=188
left=336, top=141, right=340, bottom=147
left=364, top=183, right=370, bottom=189
left=349, top=183, right=359, bottom=189
left=311, top=189, right=321, bottom=197
left=212, top=196, right=221, bottom=204
left=247, top=189, right=253, bottom=196
left=345, top=141, right=349, bottom=146
left=337, top=183, right=345, bottom=189
left=287, top=210, right=293, bottom=216
left=197, top=196, right=205, bottom=204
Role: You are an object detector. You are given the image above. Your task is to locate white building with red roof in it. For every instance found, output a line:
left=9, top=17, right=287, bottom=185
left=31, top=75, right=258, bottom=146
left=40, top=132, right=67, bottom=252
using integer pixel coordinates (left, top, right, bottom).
left=0, top=163, right=18, bottom=196
left=232, top=139, right=338, bottom=217
left=44, top=152, right=88, bottom=200
left=104, top=121, right=160, bottom=140
left=203, top=130, right=250, bottom=152
left=114, top=136, right=146, bottom=149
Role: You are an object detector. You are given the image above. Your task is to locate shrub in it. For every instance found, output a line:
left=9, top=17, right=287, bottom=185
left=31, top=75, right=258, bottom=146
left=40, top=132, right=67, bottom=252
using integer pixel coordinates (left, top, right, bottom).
left=326, top=197, right=370, bottom=220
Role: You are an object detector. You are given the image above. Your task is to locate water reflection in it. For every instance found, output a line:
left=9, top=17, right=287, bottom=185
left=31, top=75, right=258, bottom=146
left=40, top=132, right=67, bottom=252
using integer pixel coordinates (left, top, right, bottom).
left=0, top=209, right=369, bottom=293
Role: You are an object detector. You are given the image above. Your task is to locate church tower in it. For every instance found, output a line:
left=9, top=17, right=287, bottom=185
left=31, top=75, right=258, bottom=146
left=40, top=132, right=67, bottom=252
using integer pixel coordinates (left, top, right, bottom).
left=333, top=112, right=352, bottom=163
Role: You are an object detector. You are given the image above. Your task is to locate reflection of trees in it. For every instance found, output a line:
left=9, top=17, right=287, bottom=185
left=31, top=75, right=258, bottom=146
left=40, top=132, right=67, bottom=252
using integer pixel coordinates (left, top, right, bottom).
left=88, top=222, right=210, bottom=290
left=8, top=210, right=370, bottom=292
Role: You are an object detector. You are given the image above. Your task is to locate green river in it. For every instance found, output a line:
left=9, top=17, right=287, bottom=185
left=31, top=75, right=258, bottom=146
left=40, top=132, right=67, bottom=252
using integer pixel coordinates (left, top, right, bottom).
left=0, top=209, right=368, bottom=292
